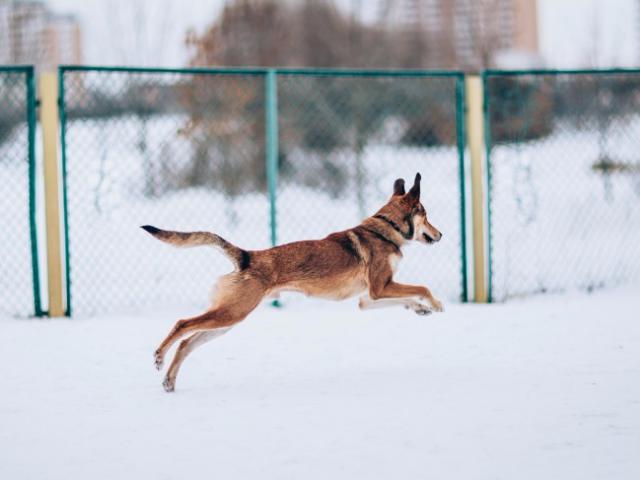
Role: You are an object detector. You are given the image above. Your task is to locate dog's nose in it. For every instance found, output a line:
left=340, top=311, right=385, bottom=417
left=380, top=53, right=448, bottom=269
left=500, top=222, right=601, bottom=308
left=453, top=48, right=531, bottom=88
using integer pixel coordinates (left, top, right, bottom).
left=438, top=232, right=443, bottom=241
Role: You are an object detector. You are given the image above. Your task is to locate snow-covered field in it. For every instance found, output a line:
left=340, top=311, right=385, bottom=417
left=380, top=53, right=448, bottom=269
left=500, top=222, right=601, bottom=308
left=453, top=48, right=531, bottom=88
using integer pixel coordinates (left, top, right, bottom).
left=1, top=286, right=639, bottom=480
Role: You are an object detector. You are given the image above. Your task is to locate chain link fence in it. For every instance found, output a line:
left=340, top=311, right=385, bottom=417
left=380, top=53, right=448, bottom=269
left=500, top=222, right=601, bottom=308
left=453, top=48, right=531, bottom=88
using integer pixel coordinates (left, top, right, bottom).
left=59, top=67, right=269, bottom=315
left=59, top=67, right=467, bottom=315
left=484, top=70, right=640, bottom=301
left=0, top=66, right=41, bottom=317
left=5, top=66, right=640, bottom=315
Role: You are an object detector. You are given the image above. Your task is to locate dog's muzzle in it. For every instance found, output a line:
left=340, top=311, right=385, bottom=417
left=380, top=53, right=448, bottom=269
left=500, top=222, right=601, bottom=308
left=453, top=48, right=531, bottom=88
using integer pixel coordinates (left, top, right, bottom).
left=423, top=232, right=442, bottom=244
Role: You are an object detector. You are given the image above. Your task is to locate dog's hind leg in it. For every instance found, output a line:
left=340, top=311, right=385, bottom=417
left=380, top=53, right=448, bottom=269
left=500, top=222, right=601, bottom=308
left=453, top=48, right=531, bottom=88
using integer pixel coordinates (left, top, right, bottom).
left=154, top=308, right=240, bottom=371
left=162, top=328, right=232, bottom=392
left=358, top=295, right=432, bottom=315
left=154, top=274, right=266, bottom=372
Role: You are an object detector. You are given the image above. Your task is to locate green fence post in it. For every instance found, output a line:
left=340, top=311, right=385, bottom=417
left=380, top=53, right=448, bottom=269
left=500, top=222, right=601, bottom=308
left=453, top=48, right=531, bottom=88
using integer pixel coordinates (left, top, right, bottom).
left=26, top=67, right=43, bottom=317
left=455, top=75, right=468, bottom=302
left=482, top=73, right=493, bottom=303
left=265, top=69, right=280, bottom=307
left=265, top=69, right=278, bottom=247
left=58, top=69, right=72, bottom=316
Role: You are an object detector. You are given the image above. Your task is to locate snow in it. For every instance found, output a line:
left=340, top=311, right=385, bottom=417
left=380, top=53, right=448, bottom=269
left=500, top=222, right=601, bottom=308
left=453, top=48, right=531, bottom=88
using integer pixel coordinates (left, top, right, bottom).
left=1, top=286, right=639, bottom=480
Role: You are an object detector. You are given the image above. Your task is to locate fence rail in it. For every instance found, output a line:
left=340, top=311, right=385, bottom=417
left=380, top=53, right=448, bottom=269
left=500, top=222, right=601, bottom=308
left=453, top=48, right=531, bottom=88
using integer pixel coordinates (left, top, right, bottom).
left=2, top=65, right=640, bottom=317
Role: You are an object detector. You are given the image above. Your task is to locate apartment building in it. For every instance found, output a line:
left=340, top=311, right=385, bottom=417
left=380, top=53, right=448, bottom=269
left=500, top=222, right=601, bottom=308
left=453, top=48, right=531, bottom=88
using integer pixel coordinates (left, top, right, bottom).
left=375, top=0, right=541, bottom=68
left=0, top=0, right=82, bottom=71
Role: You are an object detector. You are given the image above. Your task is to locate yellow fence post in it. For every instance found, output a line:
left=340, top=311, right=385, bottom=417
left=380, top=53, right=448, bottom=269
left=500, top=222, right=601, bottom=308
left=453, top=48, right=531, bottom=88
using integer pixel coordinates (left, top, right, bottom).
left=40, top=72, right=65, bottom=317
left=465, top=75, right=488, bottom=303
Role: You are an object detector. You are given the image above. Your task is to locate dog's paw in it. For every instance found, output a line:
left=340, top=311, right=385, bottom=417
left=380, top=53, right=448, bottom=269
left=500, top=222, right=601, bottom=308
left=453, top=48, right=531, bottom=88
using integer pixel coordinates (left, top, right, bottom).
left=162, top=376, right=175, bottom=393
left=414, top=307, right=432, bottom=316
left=154, top=350, right=164, bottom=371
left=431, top=299, right=444, bottom=312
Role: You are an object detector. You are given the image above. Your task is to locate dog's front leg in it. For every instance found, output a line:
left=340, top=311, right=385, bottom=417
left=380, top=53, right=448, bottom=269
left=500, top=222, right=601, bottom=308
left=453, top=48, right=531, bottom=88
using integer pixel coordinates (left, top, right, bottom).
left=369, top=281, right=444, bottom=312
left=358, top=295, right=432, bottom=315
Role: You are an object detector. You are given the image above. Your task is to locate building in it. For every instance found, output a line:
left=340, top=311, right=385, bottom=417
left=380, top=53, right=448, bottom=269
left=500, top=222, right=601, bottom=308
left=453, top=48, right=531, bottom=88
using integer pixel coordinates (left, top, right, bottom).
left=0, top=0, right=82, bottom=71
left=373, top=0, right=541, bottom=69
left=42, top=13, right=82, bottom=70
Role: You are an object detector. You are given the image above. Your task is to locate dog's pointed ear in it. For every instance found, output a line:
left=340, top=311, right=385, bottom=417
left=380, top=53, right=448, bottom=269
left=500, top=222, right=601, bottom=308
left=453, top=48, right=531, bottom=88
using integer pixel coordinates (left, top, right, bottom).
left=392, top=178, right=406, bottom=196
left=407, top=173, right=421, bottom=200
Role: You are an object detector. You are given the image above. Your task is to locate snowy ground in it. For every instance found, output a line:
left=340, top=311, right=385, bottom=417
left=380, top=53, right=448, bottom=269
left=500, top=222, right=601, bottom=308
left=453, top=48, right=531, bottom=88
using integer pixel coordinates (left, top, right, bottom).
left=1, top=286, right=639, bottom=480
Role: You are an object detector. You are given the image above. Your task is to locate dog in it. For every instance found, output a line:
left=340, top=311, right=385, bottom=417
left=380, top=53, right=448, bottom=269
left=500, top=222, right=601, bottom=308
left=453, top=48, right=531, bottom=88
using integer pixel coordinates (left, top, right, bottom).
left=143, top=173, right=443, bottom=392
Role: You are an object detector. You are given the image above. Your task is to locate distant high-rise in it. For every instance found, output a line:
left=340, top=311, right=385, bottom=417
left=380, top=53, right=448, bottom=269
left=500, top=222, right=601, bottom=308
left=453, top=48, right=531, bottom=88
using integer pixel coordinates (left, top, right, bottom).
left=374, top=0, right=540, bottom=68
left=0, top=0, right=82, bottom=71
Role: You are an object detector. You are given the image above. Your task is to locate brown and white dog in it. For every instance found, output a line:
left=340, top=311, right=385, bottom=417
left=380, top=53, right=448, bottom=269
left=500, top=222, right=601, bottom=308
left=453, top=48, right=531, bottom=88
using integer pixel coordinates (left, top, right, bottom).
left=143, top=173, right=443, bottom=392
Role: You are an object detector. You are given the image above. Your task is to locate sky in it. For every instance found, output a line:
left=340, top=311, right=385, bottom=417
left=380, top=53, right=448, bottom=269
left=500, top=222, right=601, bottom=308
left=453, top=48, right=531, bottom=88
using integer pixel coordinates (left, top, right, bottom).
left=47, top=0, right=639, bottom=68
left=537, top=0, right=637, bottom=67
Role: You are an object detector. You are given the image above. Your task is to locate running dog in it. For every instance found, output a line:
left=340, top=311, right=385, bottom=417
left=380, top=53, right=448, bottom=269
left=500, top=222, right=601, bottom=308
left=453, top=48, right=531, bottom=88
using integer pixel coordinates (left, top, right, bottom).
left=143, top=173, right=443, bottom=392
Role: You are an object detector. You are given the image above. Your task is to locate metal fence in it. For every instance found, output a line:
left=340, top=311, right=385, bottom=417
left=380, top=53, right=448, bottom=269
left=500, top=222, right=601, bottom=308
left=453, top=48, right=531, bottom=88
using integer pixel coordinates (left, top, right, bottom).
left=58, top=66, right=467, bottom=315
left=5, top=65, right=639, bottom=317
left=484, top=69, right=640, bottom=300
left=0, top=66, right=41, bottom=317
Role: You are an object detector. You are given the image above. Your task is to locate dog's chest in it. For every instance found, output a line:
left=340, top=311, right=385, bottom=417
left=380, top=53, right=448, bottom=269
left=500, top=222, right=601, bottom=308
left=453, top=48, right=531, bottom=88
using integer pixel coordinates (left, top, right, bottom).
left=281, top=275, right=367, bottom=301
left=329, top=278, right=367, bottom=300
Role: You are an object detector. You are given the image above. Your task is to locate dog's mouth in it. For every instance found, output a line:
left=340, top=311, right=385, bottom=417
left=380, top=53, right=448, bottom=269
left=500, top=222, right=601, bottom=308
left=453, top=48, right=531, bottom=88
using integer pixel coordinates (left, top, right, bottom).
left=422, top=233, right=436, bottom=244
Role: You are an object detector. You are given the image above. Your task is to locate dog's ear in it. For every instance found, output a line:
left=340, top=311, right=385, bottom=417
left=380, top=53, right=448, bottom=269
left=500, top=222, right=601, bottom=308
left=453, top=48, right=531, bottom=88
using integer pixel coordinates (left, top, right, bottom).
left=406, top=172, right=421, bottom=200
left=392, top=178, right=406, bottom=196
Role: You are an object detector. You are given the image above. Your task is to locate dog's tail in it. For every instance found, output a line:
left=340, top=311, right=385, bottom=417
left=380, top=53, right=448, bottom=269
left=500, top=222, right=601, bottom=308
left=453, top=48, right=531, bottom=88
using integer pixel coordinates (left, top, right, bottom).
left=141, top=225, right=250, bottom=270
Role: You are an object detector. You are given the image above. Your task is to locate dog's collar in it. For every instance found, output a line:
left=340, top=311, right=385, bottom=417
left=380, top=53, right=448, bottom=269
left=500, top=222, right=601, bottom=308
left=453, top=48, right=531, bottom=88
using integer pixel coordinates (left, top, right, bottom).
left=373, top=214, right=414, bottom=240
left=360, top=226, right=402, bottom=251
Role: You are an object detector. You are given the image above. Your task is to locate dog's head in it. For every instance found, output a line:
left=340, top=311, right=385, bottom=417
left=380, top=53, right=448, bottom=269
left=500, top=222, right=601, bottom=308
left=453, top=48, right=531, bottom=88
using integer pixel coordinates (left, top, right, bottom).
left=378, top=173, right=442, bottom=245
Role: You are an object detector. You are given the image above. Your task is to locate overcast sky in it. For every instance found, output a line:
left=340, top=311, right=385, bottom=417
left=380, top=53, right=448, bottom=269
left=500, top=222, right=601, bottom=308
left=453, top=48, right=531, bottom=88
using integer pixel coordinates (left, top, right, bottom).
left=47, top=0, right=639, bottom=68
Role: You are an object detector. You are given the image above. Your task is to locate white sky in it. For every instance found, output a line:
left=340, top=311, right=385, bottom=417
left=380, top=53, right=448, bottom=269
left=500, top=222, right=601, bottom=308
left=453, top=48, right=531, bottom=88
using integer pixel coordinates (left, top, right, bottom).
left=47, top=0, right=639, bottom=68
left=537, top=0, right=638, bottom=67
